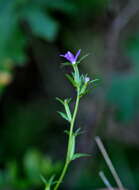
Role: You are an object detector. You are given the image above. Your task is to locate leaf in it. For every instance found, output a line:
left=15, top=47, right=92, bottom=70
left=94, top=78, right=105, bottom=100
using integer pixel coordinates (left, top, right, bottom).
left=66, top=98, right=72, bottom=104
left=71, top=153, right=90, bottom=161
left=57, top=98, right=72, bottom=121
left=79, top=90, right=89, bottom=98
left=43, top=175, right=55, bottom=190
left=64, top=99, right=72, bottom=122
left=80, top=84, right=87, bottom=96
left=77, top=53, right=90, bottom=64
left=57, top=111, right=69, bottom=122
left=61, top=62, right=71, bottom=67
left=48, top=175, right=55, bottom=185
left=66, top=74, right=76, bottom=87
left=90, top=78, right=100, bottom=84
left=74, top=128, right=84, bottom=136
left=73, top=65, right=80, bottom=84
left=56, top=97, right=64, bottom=105
left=67, top=134, right=75, bottom=162
left=25, top=8, right=59, bottom=42
left=64, top=130, right=70, bottom=135
left=40, top=174, right=47, bottom=184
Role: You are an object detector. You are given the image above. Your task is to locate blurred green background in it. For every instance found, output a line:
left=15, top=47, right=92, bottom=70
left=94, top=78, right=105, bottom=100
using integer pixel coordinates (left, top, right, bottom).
left=0, top=0, right=139, bottom=189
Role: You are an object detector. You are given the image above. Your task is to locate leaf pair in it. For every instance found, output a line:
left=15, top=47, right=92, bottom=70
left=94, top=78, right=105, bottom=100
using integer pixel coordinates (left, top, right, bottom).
left=66, top=74, right=77, bottom=87
left=40, top=175, right=56, bottom=190
left=67, top=132, right=90, bottom=162
left=80, top=77, right=100, bottom=97
left=56, top=97, right=72, bottom=122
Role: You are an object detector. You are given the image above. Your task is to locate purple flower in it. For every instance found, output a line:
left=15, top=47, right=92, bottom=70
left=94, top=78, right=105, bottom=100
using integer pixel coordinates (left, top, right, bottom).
left=60, top=50, right=81, bottom=64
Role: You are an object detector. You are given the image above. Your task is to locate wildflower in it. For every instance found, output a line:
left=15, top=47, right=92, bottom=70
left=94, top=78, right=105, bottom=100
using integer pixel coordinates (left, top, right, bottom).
left=60, top=50, right=81, bottom=64
left=85, top=77, right=90, bottom=83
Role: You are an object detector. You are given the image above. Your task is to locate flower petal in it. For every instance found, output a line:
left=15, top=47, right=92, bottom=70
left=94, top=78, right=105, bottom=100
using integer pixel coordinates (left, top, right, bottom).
left=60, top=54, right=65, bottom=57
left=60, top=51, right=78, bottom=64
left=66, top=51, right=75, bottom=62
left=75, top=49, right=81, bottom=62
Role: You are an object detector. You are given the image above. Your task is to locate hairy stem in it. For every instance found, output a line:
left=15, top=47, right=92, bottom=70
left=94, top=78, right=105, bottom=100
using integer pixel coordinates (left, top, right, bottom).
left=53, top=90, right=80, bottom=190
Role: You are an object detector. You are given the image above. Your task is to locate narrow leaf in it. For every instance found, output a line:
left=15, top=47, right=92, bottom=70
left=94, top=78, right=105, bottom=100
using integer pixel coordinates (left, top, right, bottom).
left=40, top=174, right=47, bottom=184
left=77, top=53, right=89, bottom=64
left=48, top=175, right=55, bottom=185
left=68, top=134, right=75, bottom=162
left=80, top=84, right=87, bottom=95
left=57, top=111, right=69, bottom=121
left=71, top=153, right=90, bottom=161
left=44, top=175, right=55, bottom=190
left=64, top=99, right=72, bottom=121
left=74, top=128, right=84, bottom=136
left=61, top=62, right=71, bottom=67
left=66, top=98, right=72, bottom=104
left=90, top=78, right=99, bottom=84
left=64, top=130, right=70, bottom=135
left=66, top=74, right=76, bottom=87
left=79, top=89, right=89, bottom=98
left=73, top=65, right=80, bottom=84
left=56, top=97, right=64, bottom=105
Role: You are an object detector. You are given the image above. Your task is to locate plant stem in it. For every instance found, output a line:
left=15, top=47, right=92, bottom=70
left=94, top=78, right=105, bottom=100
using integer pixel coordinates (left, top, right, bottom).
left=53, top=90, right=80, bottom=190
left=68, top=90, right=80, bottom=143
left=99, top=171, right=114, bottom=190
left=95, top=136, right=125, bottom=190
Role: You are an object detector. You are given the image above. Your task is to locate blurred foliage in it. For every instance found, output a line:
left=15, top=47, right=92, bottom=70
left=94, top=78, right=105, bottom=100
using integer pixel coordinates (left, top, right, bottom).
left=0, top=0, right=139, bottom=189
left=0, top=149, right=62, bottom=190
left=0, top=0, right=76, bottom=92
left=107, top=33, right=139, bottom=123
left=0, top=0, right=108, bottom=73
left=0, top=101, right=48, bottom=160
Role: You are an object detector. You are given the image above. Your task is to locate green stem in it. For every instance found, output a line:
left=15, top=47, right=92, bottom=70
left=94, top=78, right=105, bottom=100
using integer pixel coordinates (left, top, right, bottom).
left=69, top=91, right=80, bottom=142
left=53, top=90, right=80, bottom=190
left=53, top=161, right=68, bottom=190
left=73, top=65, right=80, bottom=83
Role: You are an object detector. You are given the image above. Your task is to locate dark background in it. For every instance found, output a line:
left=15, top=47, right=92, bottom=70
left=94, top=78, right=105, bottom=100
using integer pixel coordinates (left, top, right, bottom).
left=0, top=0, right=139, bottom=189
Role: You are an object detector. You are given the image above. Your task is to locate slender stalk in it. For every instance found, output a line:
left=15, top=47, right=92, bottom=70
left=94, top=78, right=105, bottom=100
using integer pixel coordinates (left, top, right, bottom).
left=53, top=90, right=80, bottom=190
left=99, top=171, right=114, bottom=190
left=95, top=136, right=125, bottom=190
left=68, top=90, right=80, bottom=143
